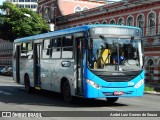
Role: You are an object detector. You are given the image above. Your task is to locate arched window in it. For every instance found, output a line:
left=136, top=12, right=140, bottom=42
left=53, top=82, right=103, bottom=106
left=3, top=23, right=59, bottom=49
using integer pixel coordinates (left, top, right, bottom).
left=127, top=16, right=134, bottom=26
left=102, top=20, right=107, bottom=24
left=147, top=59, right=154, bottom=75
left=148, top=13, right=156, bottom=27
left=83, top=7, right=88, bottom=11
left=147, top=12, right=156, bottom=35
left=118, top=18, right=124, bottom=25
left=95, top=22, right=100, bottom=24
left=137, top=14, right=144, bottom=35
left=74, top=6, right=81, bottom=13
left=110, top=19, right=116, bottom=24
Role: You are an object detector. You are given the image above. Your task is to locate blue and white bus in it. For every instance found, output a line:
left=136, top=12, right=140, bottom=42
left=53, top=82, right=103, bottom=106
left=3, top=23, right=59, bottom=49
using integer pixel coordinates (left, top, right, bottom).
left=13, top=25, right=144, bottom=103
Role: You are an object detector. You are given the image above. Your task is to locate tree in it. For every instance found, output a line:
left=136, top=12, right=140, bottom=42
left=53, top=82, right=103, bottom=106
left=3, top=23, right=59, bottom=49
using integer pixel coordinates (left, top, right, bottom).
left=0, top=2, right=49, bottom=42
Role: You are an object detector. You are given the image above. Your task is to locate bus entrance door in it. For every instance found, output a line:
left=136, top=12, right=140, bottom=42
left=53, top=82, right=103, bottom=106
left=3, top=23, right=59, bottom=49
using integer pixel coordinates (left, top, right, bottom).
left=33, top=43, right=42, bottom=89
left=16, top=45, right=20, bottom=83
left=76, top=38, right=85, bottom=95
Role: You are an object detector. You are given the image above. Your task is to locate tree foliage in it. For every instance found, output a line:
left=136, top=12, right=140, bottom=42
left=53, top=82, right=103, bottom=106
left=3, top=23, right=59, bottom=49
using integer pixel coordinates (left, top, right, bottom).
left=0, top=2, right=49, bottom=42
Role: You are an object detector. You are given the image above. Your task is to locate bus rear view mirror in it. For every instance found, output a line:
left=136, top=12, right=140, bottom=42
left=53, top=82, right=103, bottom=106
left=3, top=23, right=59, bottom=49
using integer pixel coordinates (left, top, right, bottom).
left=61, top=61, right=71, bottom=67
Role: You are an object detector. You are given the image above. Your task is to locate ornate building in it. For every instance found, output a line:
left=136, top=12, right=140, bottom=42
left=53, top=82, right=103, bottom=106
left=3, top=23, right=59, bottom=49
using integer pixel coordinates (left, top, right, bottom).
left=37, top=0, right=105, bottom=28
left=39, top=0, right=160, bottom=82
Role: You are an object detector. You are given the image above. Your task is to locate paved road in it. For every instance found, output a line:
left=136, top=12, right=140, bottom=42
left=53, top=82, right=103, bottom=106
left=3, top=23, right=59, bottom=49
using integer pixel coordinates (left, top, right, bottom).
left=0, top=76, right=159, bottom=120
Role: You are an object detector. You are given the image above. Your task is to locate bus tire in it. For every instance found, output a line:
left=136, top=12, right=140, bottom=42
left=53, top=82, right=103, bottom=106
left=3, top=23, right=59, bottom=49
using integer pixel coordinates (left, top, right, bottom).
left=24, top=75, right=32, bottom=93
left=106, top=97, right=119, bottom=103
left=62, top=80, right=72, bottom=103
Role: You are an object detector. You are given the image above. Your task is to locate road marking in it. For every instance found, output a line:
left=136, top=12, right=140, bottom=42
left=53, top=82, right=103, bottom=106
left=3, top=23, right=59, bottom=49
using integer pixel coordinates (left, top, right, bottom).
left=101, top=107, right=122, bottom=111
left=0, top=83, right=23, bottom=87
left=0, top=90, right=13, bottom=95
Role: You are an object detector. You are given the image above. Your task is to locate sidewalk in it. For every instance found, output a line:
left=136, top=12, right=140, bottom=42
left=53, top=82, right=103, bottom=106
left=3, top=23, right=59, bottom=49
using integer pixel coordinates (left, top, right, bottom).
left=144, top=82, right=160, bottom=95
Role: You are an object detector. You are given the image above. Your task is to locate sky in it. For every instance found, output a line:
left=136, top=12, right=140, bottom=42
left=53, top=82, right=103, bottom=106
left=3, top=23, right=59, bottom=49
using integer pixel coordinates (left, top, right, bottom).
left=0, top=0, right=5, bottom=5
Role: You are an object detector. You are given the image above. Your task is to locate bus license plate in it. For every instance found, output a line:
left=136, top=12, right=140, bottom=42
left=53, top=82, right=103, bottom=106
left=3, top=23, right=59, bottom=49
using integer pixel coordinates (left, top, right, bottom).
left=114, top=91, right=124, bottom=96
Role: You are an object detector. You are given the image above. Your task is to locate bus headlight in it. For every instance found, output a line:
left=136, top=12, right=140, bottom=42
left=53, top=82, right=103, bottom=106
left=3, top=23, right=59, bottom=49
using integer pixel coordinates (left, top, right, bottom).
left=134, top=79, right=144, bottom=88
left=86, top=79, right=101, bottom=89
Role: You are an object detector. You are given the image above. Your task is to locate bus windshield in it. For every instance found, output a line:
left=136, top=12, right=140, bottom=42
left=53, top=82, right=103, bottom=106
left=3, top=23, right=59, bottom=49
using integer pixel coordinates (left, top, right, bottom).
left=88, top=36, right=143, bottom=71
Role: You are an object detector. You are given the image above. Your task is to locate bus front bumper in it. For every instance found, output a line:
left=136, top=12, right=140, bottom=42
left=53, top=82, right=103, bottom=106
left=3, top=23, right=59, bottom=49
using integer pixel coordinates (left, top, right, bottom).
left=84, top=80, right=144, bottom=98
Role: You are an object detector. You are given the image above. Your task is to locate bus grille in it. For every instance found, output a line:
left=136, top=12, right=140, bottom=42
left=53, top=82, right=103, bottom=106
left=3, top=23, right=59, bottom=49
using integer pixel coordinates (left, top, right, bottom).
left=98, top=75, right=136, bottom=82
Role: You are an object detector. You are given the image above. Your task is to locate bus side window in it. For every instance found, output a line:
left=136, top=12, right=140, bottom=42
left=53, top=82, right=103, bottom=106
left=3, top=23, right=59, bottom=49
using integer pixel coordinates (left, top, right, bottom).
left=52, top=37, right=62, bottom=59
left=27, top=42, right=33, bottom=59
left=21, top=43, right=27, bottom=58
left=42, top=39, right=51, bottom=59
left=14, top=44, right=17, bottom=59
left=62, top=35, right=73, bottom=59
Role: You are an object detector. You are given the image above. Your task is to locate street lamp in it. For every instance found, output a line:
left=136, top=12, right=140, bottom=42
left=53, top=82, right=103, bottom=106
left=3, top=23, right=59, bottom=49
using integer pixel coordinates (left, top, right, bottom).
left=23, top=13, right=37, bottom=23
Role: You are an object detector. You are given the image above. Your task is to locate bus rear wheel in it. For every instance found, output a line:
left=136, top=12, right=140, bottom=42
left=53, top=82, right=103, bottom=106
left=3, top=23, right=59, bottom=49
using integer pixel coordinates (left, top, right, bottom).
left=106, top=97, right=119, bottom=103
left=62, top=80, right=72, bottom=103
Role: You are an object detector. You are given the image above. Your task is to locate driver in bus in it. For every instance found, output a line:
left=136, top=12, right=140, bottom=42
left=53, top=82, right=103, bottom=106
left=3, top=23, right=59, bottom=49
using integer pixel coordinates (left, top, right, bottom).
left=112, top=48, right=124, bottom=64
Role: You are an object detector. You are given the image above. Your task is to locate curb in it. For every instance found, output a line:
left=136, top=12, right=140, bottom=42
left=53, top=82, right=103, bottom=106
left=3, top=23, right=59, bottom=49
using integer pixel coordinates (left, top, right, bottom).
left=144, top=91, right=160, bottom=95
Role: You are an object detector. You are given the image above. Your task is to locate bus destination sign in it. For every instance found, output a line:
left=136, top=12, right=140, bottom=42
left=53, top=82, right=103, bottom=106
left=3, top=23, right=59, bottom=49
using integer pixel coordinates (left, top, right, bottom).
left=90, top=27, right=141, bottom=36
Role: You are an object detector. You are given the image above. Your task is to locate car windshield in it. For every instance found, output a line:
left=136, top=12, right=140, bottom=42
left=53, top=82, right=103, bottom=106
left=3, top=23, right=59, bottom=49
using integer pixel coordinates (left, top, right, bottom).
left=88, top=36, right=143, bottom=71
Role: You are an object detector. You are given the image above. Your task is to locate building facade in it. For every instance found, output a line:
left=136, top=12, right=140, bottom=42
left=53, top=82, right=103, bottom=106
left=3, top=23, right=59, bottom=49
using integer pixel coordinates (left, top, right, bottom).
left=6, top=0, right=38, bottom=11
left=37, top=0, right=105, bottom=28
left=0, top=39, right=13, bottom=70
left=39, top=0, right=160, bottom=82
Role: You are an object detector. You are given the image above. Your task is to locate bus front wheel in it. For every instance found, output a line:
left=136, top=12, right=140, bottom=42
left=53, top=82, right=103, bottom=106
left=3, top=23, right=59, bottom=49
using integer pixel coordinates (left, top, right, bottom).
left=106, top=97, right=119, bottom=103
left=62, top=80, right=72, bottom=103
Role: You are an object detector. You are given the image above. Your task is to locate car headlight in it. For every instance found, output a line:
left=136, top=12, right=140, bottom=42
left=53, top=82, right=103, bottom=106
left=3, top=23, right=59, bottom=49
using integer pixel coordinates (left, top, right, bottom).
left=86, top=79, right=101, bottom=89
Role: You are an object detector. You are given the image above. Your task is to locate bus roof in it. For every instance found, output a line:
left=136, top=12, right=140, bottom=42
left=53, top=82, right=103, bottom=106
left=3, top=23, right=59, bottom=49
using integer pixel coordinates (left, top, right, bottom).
left=14, top=25, right=141, bottom=43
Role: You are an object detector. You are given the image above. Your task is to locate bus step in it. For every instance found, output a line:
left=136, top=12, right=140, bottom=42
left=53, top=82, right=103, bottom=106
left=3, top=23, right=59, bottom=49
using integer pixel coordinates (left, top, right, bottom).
left=35, top=86, right=41, bottom=90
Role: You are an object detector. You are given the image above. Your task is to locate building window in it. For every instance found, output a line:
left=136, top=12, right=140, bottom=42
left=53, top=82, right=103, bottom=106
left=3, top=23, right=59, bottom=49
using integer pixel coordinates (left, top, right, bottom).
left=25, top=0, right=30, bottom=2
left=19, top=0, right=25, bottom=2
left=31, top=0, right=36, bottom=2
left=137, top=14, right=144, bottom=36
left=110, top=19, right=116, bottom=24
left=31, top=5, right=37, bottom=9
left=19, top=4, right=25, bottom=8
left=95, top=22, right=100, bottom=24
left=102, top=20, right=107, bottom=24
left=118, top=18, right=124, bottom=25
left=147, top=12, right=156, bottom=35
left=147, top=59, right=154, bottom=75
left=12, top=0, right=18, bottom=2
left=74, top=6, right=81, bottom=13
left=83, top=7, right=88, bottom=11
left=25, top=5, right=30, bottom=8
left=127, top=16, right=134, bottom=26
